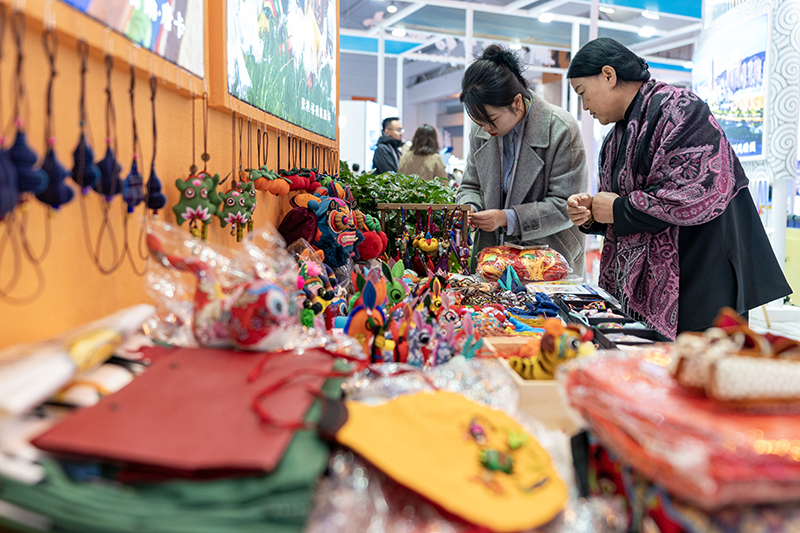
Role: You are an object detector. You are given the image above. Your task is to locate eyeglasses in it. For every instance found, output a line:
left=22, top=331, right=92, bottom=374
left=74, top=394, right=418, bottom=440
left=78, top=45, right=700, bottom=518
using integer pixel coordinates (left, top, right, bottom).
left=392, top=128, right=405, bottom=133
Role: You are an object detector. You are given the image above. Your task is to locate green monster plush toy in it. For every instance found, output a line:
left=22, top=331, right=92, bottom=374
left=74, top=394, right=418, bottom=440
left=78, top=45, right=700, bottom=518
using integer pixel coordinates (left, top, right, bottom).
left=172, top=173, right=219, bottom=239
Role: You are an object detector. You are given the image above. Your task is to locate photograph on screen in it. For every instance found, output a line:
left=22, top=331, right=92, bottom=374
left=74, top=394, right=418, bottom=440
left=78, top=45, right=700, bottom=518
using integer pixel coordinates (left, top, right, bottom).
left=692, top=14, right=767, bottom=159
left=60, top=0, right=205, bottom=78
left=227, top=0, right=337, bottom=140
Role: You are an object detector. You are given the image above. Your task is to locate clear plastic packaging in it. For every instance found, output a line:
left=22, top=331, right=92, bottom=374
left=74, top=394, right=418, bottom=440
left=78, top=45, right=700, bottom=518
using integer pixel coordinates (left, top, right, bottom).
left=558, top=349, right=800, bottom=510
left=477, top=246, right=571, bottom=282
left=146, top=221, right=300, bottom=351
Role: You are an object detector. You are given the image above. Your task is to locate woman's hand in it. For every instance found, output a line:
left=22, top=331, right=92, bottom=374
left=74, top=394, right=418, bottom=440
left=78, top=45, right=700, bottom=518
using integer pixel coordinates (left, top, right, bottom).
left=592, top=192, right=619, bottom=224
left=468, top=209, right=507, bottom=232
left=567, top=193, right=593, bottom=226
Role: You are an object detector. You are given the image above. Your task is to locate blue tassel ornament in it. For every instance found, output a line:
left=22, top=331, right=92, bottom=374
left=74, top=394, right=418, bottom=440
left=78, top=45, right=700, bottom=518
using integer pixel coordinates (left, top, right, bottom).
left=71, top=133, right=101, bottom=193
left=145, top=162, right=166, bottom=211
left=9, top=131, right=48, bottom=195
left=36, top=147, right=74, bottom=210
left=0, top=148, right=19, bottom=219
left=94, top=146, right=123, bottom=200
left=122, top=158, right=145, bottom=213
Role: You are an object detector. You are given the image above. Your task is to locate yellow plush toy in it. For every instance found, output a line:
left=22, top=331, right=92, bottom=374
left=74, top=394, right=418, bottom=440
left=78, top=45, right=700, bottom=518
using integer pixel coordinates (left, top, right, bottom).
left=508, top=318, right=594, bottom=380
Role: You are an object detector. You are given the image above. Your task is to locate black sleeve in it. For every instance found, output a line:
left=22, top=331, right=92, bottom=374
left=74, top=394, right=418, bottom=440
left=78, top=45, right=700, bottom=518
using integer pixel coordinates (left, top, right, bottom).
left=613, top=197, right=673, bottom=236
left=372, top=145, right=397, bottom=174
left=579, top=220, right=608, bottom=236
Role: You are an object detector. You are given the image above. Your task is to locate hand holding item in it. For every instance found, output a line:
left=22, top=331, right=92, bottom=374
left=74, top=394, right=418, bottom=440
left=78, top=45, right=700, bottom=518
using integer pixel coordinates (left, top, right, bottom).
left=469, top=209, right=507, bottom=232
left=566, top=193, right=593, bottom=226
left=592, top=192, right=619, bottom=224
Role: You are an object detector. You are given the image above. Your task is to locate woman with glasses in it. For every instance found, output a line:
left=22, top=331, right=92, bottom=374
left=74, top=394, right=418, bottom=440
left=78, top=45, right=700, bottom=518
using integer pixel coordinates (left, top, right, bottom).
left=566, top=37, right=790, bottom=338
left=456, top=45, right=589, bottom=275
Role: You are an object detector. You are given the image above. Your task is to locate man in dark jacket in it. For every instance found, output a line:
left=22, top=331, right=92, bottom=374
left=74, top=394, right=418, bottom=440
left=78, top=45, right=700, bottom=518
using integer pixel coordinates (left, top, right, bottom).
left=372, top=117, right=404, bottom=174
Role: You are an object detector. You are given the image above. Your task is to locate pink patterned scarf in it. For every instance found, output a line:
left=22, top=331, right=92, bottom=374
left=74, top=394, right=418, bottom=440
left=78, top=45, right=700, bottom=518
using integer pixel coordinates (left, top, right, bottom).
left=598, top=80, right=747, bottom=338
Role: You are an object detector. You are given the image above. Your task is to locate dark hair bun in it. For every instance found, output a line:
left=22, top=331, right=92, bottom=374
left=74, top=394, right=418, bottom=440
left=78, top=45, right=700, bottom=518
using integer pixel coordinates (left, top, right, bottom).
left=480, top=44, right=525, bottom=79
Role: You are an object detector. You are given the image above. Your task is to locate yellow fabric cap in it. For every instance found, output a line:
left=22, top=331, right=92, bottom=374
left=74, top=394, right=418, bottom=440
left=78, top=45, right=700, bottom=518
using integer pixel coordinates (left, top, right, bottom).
left=335, top=391, right=567, bottom=532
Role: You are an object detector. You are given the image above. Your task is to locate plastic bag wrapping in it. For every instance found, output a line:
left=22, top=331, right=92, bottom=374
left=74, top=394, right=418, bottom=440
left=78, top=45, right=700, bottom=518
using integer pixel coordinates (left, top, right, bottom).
left=477, top=246, right=571, bottom=282
left=144, top=221, right=300, bottom=350
left=306, top=357, right=628, bottom=533
left=557, top=350, right=800, bottom=510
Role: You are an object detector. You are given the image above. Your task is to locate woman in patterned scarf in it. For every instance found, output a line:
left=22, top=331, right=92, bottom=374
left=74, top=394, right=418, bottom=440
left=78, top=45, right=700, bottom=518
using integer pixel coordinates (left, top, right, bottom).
left=565, top=37, right=790, bottom=339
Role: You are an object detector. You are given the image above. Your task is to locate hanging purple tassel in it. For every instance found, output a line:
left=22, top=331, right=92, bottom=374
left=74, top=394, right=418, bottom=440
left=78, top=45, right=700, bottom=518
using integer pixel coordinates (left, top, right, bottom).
left=145, top=162, right=166, bottom=210
left=9, top=131, right=48, bottom=195
left=36, top=147, right=74, bottom=210
left=71, top=133, right=100, bottom=193
left=0, top=148, right=19, bottom=219
left=94, top=146, right=123, bottom=200
left=122, top=158, right=145, bottom=213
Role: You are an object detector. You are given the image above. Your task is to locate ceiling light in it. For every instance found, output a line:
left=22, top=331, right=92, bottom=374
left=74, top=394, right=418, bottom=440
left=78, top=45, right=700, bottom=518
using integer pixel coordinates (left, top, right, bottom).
left=387, top=4, right=397, bottom=13
left=538, top=12, right=554, bottom=22
left=641, top=10, right=660, bottom=20
left=391, top=28, right=406, bottom=37
left=638, top=26, right=655, bottom=37
left=683, top=61, right=694, bottom=69
left=598, top=6, right=615, bottom=13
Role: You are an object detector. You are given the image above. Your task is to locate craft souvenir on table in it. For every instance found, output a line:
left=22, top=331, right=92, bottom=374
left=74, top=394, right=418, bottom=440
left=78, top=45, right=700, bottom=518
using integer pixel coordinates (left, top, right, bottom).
left=507, top=319, right=594, bottom=380
left=318, top=391, right=567, bottom=532
left=563, top=351, right=800, bottom=509
left=146, top=221, right=298, bottom=350
left=672, top=308, right=800, bottom=409
left=383, top=260, right=407, bottom=305
left=248, top=163, right=292, bottom=195
left=343, top=273, right=387, bottom=359
left=33, top=346, right=336, bottom=476
left=301, top=196, right=360, bottom=269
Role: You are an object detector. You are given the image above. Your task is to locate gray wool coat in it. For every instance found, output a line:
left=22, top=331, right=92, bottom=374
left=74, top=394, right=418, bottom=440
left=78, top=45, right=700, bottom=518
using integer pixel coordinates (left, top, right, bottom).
left=456, top=91, right=588, bottom=277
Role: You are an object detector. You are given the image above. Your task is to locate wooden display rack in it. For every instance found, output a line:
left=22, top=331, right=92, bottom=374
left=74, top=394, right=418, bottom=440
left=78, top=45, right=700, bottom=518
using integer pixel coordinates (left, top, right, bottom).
left=376, top=203, right=471, bottom=232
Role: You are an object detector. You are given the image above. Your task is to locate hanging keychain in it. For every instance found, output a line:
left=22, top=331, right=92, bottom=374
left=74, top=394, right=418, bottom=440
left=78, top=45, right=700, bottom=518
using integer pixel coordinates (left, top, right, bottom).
left=121, top=64, right=148, bottom=276
left=144, top=76, right=166, bottom=214
left=0, top=5, right=18, bottom=220
left=122, top=64, right=145, bottom=215
left=172, top=94, right=217, bottom=239
left=36, top=28, right=73, bottom=214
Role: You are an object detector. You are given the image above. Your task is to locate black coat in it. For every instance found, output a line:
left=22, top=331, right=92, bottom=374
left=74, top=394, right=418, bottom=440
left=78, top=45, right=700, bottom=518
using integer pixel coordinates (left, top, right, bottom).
left=372, top=135, right=403, bottom=174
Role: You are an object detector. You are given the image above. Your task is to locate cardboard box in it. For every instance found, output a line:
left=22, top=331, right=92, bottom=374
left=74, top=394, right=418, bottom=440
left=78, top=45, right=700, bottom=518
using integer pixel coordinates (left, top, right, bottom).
left=483, top=337, right=580, bottom=434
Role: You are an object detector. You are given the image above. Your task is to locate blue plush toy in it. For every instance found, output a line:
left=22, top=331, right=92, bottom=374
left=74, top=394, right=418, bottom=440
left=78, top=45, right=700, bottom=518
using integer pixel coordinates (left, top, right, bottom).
left=306, top=196, right=362, bottom=269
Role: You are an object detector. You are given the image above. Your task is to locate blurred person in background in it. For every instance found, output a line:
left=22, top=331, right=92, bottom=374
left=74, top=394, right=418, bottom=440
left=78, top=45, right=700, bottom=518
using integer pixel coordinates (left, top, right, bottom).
left=372, top=117, right=404, bottom=174
left=398, top=124, right=448, bottom=182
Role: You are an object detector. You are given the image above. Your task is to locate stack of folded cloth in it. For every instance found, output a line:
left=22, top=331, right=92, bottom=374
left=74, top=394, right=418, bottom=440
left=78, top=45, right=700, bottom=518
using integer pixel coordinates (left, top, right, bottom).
left=0, top=345, right=343, bottom=533
left=562, top=353, right=800, bottom=510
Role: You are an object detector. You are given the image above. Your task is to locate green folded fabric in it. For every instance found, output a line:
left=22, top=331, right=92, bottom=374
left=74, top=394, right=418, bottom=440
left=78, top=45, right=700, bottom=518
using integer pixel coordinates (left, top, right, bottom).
left=0, top=376, right=343, bottom=533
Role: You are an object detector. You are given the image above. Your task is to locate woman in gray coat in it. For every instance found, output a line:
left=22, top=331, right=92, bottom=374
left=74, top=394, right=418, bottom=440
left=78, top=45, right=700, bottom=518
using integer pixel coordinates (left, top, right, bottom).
left=456, top=45, right=588, bottom=276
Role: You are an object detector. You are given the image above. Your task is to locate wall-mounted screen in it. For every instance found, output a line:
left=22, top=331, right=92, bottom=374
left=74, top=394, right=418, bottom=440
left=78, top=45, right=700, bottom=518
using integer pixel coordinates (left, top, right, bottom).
left=227, top=0, right=337, bottom=140
left=692, top=14, right=767, bottom=160
left=60, top=0, right=205, bottom=78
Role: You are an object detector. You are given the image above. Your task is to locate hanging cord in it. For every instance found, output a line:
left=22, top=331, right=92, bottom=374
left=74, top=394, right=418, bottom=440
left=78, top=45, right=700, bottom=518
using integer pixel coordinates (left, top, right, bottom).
left=238, top=115, right=244, bottom=184
left=150, top=77, right=158, bottom=173
left=201, top=92, right=210, bottom=171
left=88, top=55, right=125, bottom=275
left=247, top=117, right=252, bottom=173
left=230, top=111, right=236, bottom=188
left=0, top=214, right=46, bottom=305
left=0, top=5, right=6, bottom=146
left=18, top=29, right=59, bottom=265
left=10, top=11, right=28, bottom=129
left=276, top=129, right=281, bottom=170
left=125, top=65, right=147, bottom=276
left=268, top=124, right=269, bottom=165
left=189, top=93, right=197, bottom=174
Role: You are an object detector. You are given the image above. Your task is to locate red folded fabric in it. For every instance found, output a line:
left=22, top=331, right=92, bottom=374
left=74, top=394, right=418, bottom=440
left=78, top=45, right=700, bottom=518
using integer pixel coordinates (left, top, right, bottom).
left=564, top=356, right=800, bottom=509
left=33, top=346, right=334, bottom=476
